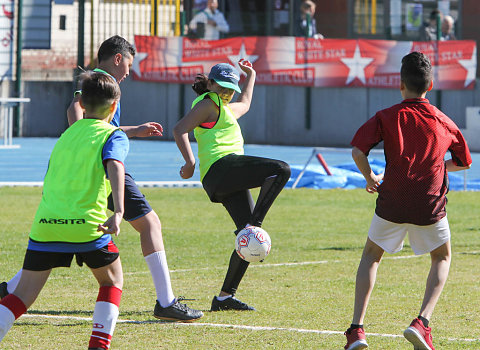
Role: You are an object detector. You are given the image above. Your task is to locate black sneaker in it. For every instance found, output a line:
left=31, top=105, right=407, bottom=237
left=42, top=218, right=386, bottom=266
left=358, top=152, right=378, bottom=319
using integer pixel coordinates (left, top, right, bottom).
left=0, top=282, right=8, bottom=300
left=210, top=296, right=255, bottom=311
left=153, top=298, right=203, bottom=322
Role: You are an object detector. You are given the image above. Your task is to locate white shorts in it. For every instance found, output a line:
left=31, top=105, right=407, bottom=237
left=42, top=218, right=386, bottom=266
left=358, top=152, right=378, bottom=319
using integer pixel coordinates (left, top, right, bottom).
left=368, top=214, right=450, bottom=255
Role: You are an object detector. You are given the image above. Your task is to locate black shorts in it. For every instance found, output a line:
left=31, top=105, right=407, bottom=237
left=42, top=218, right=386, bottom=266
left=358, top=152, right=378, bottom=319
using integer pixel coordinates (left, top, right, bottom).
left=108, top=172, right=152, bottom=221
left=23, top=241, right=120, bottom=271
left=202, top=153, right=290, bottom=202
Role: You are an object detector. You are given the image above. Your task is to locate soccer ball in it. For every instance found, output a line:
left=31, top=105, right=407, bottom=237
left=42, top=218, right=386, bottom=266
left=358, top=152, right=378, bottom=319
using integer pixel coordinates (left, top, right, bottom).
left=235, top=226, right=271, bottom=262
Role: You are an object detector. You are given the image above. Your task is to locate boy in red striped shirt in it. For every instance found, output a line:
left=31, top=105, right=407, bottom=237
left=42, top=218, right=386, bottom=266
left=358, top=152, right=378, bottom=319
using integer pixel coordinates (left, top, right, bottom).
left=344, top=52, right=472, bottom=350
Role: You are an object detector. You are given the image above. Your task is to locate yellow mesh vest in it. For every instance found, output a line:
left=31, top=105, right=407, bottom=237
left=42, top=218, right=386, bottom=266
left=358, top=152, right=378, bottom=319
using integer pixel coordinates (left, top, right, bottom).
left=30, top=119, right=119, bottom=243
left=193, top=92, right=244, bottom=180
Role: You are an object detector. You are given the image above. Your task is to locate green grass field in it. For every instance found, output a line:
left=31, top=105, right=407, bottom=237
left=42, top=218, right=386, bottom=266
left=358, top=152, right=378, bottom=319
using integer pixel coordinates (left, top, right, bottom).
left=0, top=187, right=479, bottom=349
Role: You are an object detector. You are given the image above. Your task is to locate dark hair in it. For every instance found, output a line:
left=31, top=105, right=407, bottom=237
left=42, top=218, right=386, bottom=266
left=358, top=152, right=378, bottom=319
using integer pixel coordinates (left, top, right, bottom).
left=429, top=9, right=442, bottom=21
left=400, top=52, right=433, bottom=94
left=301, top=0, right=315, bottom=11
left=191, top=74, right=211, bottom=95
left=80, top=71, right=121, bottom=114
left=97, top=35, right=136, bottom=63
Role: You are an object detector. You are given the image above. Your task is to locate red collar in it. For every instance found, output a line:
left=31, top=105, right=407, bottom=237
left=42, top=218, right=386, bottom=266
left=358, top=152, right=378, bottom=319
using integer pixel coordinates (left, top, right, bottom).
left=402, top=98, right=429, bottom=104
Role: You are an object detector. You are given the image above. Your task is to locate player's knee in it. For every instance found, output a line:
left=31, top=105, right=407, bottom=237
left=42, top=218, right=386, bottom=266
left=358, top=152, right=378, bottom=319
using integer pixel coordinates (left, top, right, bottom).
left=145, top=210, right=161, bottom=226
left=273, top=160, right=291, bottom=180
left=279, top=161, right=291, bottom=177
left=132, top=210, right=162, bottom=233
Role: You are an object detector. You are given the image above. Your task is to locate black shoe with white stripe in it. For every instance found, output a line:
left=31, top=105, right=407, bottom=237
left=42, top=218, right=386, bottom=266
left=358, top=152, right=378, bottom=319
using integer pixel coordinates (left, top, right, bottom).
left=210, top=296, right=255, bottom=311
left=153, top=297, right=203, bottom=322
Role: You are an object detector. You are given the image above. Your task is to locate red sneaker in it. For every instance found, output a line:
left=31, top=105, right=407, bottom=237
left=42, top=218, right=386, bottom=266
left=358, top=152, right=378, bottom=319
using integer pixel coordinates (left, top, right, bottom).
left=403, top=318, right=435, bottom=350
left=344, top=327, right=368, bottom=350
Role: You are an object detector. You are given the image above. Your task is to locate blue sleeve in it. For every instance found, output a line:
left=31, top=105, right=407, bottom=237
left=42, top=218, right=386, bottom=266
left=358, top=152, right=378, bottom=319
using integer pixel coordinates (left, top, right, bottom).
left=102, top=129, right=129, bottom=165
left=110, top=99, right=121, bottom=127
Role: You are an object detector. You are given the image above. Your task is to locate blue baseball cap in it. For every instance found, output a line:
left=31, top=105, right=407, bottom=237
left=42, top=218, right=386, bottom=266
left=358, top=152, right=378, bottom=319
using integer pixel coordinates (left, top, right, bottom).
left=208, top=63, right=241, bottom=93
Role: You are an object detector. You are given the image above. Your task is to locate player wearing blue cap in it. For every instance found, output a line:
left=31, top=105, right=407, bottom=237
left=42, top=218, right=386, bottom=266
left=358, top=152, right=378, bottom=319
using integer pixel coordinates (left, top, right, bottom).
left=173, top=60, right=291, bottom=311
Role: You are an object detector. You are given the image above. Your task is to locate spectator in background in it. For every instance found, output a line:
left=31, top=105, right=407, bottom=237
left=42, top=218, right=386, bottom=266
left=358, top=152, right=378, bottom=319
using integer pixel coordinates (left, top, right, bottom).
left=192, top=0, right=207, bottom=14
left=418, top=9, right=443, bottom=41
left=188, top=0, right=229, bottom=40
left=295, top=0, right=324, bottom=39
left=441, top=15, right=456, bottom=40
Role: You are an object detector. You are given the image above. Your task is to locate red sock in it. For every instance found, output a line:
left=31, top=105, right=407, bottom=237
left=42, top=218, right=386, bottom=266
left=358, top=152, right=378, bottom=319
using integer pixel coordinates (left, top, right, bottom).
left=0, top=294, right=27, bottom=319
left=88, top=286, right=122, bottom=350
left=0, top=294, right=27, bottom=341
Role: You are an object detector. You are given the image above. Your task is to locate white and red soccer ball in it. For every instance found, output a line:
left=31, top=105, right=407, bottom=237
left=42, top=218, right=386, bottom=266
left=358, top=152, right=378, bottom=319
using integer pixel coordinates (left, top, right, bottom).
left=235, top=226, right=271, bottom=262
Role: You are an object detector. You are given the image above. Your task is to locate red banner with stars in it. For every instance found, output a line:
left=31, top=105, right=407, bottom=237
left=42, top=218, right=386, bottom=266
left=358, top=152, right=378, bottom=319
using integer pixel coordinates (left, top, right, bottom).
left=132, top=36, right=476, bottom=90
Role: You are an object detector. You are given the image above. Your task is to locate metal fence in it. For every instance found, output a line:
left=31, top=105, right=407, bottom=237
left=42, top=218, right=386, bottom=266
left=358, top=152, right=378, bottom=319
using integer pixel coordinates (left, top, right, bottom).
left=21, top=0, right=183, bottom=81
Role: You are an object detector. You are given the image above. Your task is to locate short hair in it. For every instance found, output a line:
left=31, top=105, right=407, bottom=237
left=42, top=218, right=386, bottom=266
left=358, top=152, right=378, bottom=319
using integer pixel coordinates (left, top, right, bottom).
left=97, top=35, right=136, bottom=63
left=301, top=0, right=316, bottom=11
left=429, top=9, right=442, bottom=21
left=400, top=52, right=433, bottom=94
left=80, top=71, right=121, bottom=115
left=443, top=15, right=454, bottom=26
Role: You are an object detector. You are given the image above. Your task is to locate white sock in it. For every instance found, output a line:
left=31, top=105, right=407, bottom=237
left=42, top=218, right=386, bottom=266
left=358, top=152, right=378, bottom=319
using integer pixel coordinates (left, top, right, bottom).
left=0, top=304, right=16, bottom=341
left=145, top=251, right=175, bottom=307
left=7, top=270, right=22, bottom=294
left=216, top=295, right=232, bottom=301
left=88, top=286, right=121, bottom=349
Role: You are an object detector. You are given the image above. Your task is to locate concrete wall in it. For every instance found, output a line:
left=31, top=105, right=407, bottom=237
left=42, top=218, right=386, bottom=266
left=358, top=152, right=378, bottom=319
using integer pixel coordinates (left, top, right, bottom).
left=21, top=82, right=71, bottom=137
left=18, top=79, right=480, bottom=150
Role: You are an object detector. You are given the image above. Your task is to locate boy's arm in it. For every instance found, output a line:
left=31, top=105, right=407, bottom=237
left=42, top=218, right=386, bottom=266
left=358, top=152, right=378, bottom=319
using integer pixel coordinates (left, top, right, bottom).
left=445, top=159, right=471, bottom=172
left=121, top=123, right=164, bottom=138
left=98, top=160, right=125, bottom=236
left=352, top=146, right=384, bottom=193
left=228, top=59, right=256, bottom=119
left=67, top=94, right=84, bottom=126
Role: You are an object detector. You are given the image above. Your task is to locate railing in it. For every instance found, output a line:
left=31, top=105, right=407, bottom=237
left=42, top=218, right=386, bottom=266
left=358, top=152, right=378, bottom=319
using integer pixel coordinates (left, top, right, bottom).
left=0, top=97, right=30, bottom=148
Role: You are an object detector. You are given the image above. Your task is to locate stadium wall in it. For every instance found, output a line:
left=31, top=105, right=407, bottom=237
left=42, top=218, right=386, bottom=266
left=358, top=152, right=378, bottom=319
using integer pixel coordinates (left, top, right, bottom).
left=19, top=79, right=480, bottom=150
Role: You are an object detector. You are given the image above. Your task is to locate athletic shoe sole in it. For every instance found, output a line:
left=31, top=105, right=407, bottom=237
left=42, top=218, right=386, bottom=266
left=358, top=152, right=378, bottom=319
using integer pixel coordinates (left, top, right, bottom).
left=153, top=314, right=201, bottom=323
left=403, top=327, right=432, bottom=350
left=345, top=340, right=368, bottom=350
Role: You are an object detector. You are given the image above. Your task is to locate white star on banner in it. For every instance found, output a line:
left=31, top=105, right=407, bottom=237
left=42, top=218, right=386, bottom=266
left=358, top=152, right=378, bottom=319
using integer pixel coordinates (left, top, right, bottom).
left=131, top=52, right=148, bottom=78
left=340, top=44, right=374, bottom=85
left=458, top=46, right=477, bottom=88
left=228, top=42, right=259, bottom=76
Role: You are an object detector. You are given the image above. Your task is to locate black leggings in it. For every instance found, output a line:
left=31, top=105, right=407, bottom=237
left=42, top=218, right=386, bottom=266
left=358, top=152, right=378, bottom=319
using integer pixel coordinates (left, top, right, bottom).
left=202, top=154, right=291, bottom=295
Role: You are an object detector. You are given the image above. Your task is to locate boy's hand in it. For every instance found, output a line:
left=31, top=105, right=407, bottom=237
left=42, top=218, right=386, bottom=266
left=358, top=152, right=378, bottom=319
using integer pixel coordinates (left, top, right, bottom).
left=238, top=59, right=255, bottom=76
left=97, top=212, right=123, bottom=236
left=179, top=162, right=195, bottom=179
left=365, top=173, right=384, bottom=193
left=134, top=122, right=164, bottom=137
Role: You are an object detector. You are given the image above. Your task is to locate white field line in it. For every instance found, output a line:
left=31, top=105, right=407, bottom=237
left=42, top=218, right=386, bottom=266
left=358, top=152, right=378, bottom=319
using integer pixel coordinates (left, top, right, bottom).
left=19, top=314, right=479, bottom=343
left=127, top=251, right=478, bottom=275
left=0, top=181, right=202, bottom=188
left=121, top=254, right=423, bottom=276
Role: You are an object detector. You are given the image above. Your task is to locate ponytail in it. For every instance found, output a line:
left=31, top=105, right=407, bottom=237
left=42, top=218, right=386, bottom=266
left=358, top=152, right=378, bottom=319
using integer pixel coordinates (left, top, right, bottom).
left=191, top=74, right=210, bottom=95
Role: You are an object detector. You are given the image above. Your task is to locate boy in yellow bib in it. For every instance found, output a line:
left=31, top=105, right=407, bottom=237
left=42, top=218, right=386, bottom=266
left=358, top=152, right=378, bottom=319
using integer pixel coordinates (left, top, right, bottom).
left=0, top=72, right=127, bottom=350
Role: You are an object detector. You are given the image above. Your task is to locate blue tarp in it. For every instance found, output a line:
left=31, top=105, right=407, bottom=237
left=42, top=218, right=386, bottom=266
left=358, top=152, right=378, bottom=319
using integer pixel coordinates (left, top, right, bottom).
left=286, top=159, right=479, bottom=191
